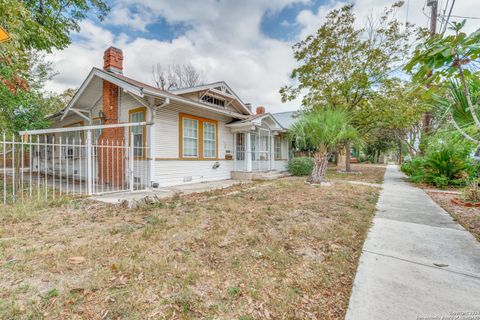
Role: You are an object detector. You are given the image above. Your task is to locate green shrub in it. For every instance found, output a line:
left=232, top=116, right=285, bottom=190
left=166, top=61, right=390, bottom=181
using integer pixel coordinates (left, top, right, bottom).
left=401, top=157, right=425, bottom=177
left=423, top=147, right=473, bottom=187
left=288, top=157, right=314, bottom=176
left=401, top=144, right=474, bottom=188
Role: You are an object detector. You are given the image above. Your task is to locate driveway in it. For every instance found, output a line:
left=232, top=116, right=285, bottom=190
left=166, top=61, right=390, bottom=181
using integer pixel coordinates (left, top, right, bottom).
left=346, top=165, right=480, bottom=319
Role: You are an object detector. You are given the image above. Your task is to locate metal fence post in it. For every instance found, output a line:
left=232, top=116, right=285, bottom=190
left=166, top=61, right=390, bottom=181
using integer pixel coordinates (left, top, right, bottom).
left=3, top=132, right=6, bottom=205
left=129, top=132, right=134, bottom=192
left=86, top=130, right=93, bottom=195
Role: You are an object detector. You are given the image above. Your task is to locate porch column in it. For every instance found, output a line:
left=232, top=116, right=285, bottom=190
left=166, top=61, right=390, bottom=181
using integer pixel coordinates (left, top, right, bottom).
left=270, top=133, right=275, bottom=171
left=246, top=132, right=252, bottom=172
left=233, top=133, right=237, bottom=171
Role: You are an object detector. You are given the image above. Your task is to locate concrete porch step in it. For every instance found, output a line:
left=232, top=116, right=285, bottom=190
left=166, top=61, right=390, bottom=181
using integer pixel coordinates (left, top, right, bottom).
left=252, top=170, right=290, bottom=181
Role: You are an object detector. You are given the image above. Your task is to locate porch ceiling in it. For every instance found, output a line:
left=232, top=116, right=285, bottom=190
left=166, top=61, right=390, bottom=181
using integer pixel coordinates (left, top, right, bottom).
left=73, top=76, right=103, bottom=111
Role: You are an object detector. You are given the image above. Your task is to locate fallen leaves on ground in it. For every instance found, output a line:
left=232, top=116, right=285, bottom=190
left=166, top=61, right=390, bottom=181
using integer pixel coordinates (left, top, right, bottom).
left=428, top=191, right=480, bottom=241
left=327, top=164, right=386, bottom=184
left=0, top=177, right=382, bottom=319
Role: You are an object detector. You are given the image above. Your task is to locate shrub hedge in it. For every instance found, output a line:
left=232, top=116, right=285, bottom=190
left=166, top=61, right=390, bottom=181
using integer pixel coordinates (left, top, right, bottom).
left=401, top=144, right=475, bottom=188
left=288, top=157, right=314, bottom=176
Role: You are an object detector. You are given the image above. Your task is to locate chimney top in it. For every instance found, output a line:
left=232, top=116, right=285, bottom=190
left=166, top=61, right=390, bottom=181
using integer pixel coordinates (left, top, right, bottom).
left=103, top=47, right=123, bottom=74
left=256, top=106, right=266, bottom=115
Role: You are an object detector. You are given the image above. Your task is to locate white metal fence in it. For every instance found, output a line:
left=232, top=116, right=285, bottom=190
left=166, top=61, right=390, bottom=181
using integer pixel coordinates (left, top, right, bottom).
left=1, top=123, right=150, bottom=206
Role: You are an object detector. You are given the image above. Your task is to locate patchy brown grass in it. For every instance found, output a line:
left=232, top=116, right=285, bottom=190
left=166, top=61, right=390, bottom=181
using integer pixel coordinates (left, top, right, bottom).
left=326, top=164, right=387, bottom=184
left=0, top=178, right=380, bottom=319
left=427, top=192, right=480, bottom=241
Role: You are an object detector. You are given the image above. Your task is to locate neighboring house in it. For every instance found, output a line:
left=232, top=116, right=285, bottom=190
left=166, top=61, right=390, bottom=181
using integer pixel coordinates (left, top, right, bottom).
left=39, top=47, right=294, bottom=192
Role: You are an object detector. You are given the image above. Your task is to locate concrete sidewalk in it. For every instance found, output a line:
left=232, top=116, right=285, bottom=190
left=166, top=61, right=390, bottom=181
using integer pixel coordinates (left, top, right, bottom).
left=346, top=165, right=480, bottom=320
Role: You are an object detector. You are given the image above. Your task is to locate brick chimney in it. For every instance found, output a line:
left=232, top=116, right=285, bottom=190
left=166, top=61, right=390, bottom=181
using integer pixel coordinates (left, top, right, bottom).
left=103, top=47, right=123, bottom=74
left=256, top=106, right=266, bottom=115
left=98, top=47, right=124, bottom=187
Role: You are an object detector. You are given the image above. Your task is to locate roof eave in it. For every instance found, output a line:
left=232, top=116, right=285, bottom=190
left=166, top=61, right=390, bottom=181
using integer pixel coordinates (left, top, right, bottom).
left=142, top=88, right=249, bottom=120
left=170, top=81, right=253, bottom=116
left=60, top=68, right=144, bottom=121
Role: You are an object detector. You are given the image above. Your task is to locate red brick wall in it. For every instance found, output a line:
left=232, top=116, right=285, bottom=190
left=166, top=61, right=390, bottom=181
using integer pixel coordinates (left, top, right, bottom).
left=98, top=81, right=125, bottom=187
left=103, top=47, right=123, bottom=72
left=256, top=106, right=266, bottom=114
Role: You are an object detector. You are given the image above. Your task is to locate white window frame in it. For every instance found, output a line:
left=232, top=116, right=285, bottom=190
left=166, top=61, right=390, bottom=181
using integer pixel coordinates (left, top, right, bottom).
left=182, top=118, right=199, bottom=158
left=203, top=122, right=217, bottom=159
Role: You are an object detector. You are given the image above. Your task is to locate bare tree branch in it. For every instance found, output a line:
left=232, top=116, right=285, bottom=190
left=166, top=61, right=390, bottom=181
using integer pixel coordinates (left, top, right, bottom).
left=151, top=63, right=206, bottom=91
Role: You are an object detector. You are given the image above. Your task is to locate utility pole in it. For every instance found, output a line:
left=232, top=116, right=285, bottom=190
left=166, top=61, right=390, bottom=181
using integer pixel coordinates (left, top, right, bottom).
left=428, top=0, right=438, bottom=36
left=423, top=0, right=438, bottom=135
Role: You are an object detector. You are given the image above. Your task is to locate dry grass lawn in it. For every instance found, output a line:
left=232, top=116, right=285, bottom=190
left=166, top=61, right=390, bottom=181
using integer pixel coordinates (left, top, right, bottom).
left=0, top=177, right=381, bottom=319
left=327, top=164, right=387, bottom=184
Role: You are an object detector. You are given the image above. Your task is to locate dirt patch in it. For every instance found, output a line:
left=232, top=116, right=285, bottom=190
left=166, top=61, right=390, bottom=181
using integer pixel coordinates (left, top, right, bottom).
left=327, top=164, right=387, bottom=184
left=427, top=191, right=480, bottom=241
left=0, top=178, right=380, bottom=319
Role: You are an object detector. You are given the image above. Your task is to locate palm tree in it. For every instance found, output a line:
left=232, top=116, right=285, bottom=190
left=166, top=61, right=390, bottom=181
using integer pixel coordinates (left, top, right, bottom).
left=290, top=108, right=358, bottom=184
left=434, top=79, right=480, bottom=143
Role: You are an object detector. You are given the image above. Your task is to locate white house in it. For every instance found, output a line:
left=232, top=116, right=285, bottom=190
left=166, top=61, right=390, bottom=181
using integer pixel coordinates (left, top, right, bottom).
left=36, top=47, right=294, bottom=194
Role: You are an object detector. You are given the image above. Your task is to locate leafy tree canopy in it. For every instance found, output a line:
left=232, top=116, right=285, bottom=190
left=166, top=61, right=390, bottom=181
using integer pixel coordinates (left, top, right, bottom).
left=281, top=2, right=418, bottom=112
left=405, top=21, right=480, bottom=145
left=0, top=0, right=109, bottom=133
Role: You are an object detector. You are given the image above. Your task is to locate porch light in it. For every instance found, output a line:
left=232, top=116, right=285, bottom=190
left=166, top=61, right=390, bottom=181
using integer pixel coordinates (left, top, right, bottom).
left=98, top=110, right=106, bottom=121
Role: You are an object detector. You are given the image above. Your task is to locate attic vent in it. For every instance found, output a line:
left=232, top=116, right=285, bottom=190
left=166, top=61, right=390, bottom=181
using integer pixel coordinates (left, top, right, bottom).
left=202, top=95, right=225, bottom=107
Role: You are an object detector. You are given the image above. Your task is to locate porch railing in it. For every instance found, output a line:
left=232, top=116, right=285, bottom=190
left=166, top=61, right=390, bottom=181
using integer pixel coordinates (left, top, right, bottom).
left=234, top=149, right=272, bottom=172
left=1, top=130, right=150, bottom=206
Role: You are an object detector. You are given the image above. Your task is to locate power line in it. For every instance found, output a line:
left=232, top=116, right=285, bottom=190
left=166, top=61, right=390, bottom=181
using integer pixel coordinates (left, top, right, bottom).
left=442, top=0, right=455, bottom=34
left=448, top=14, right=480, bottom=20
left=438, top=0, right=449, bottom=33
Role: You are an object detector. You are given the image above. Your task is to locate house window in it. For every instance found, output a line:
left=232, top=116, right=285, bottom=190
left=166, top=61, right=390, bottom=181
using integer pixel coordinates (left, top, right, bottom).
left=180, top=113, right=218, bottom=159
left=63, top=121, right=84, bottom=159
left=275, top=137, right=282, bottom=159
left=201, top=94, right=225, bottom=107
left=203, top=122, right=216, bottom=158
left=183, top=118, right=198, bottom=157
left=236, top=133, right=245, bottom=160
left=129, top=107, right=146, bottom=159
left=250, top=134, right=257, bottom=160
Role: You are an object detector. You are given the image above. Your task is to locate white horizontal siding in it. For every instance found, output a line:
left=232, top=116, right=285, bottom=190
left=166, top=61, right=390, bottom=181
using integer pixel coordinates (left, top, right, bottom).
left=150, top=103, right=235, bottom=186
left=152, top=103, right=234, bottom=159
left=152, top=160, right=233, bottom=187
left=274, top=160, right=288, bottom=171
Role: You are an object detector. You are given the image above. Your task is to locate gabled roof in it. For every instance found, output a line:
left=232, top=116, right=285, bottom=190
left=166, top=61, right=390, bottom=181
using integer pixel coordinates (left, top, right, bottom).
left=226, top=112, right=285, bottom=131
left=170, top=81, right=253, bottom=115
left=271, top=111, right=300, bottom=129
left=60, top=68, right=250, bottom=121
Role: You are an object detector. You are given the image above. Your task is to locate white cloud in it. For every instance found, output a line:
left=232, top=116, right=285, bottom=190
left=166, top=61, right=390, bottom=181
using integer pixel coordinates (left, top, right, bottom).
left=296, top=0, right=480, bottom=41
left=105, top=4, right=157, bottom=32
left=45, top=0, right=307, bottom=112
left=44, top=0, right=480, bottom=113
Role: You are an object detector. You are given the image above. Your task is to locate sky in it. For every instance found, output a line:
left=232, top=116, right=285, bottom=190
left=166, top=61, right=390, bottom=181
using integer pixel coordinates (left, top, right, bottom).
left=45, top=0, right=480, bottom=113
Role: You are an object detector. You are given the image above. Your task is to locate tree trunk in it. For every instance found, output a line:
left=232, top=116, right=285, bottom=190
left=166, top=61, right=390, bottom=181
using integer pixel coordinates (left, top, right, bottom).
left=345, top=141, right=351, bottom=172
left=398, top=140, right=403, bottom=164
left=308, top=149, right=330, bottom=184
left=334, top=147, right=339, bottom=166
